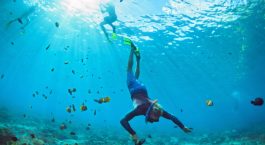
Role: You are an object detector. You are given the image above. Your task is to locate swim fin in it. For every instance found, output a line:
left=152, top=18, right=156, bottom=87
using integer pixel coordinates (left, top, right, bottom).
left=124, top=37, right=132, bottom=45
left=111, top=33, right=117, bottom=40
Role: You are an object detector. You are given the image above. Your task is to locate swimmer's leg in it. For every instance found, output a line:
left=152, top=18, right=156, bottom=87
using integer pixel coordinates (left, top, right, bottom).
left=110, top=23, right=116, bottom=33
left=100, top=21, right=110, bottom=41
left=135, top=53, right=140, bottom=79
left=127, top=47, right=134, bottom=73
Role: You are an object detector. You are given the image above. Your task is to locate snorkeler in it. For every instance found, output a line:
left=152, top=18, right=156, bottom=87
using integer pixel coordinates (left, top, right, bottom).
left=99, top=1, right=117, bottom=41
left=6, top=6, right=36, bottom=30
left=120, top=40, right=192, bottom=145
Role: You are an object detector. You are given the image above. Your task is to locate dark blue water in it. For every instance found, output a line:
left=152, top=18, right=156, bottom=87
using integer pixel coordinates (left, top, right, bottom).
left=0, top=0, right=265, bottom=144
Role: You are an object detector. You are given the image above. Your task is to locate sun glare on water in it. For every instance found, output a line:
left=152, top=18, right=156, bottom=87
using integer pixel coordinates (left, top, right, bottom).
left=60, top=0, right=108, bottom=16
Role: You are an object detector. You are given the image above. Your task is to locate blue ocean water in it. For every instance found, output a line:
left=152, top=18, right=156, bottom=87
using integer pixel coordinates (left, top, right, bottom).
left=0, top=0, right=265, bottom=144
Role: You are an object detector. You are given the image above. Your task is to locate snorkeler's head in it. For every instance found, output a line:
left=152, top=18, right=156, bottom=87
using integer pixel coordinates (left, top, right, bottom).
left=146, top=101, right=163, bottom=123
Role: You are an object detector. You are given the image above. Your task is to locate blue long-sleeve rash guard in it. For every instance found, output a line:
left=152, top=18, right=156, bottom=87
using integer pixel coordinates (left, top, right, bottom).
left=120, top=103, right=185, bottom=135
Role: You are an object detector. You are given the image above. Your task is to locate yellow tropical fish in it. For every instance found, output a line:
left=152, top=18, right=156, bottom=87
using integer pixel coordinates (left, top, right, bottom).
left=94, top=96, right=111, bottom=104
left=206, top=100, right=213, bottom=106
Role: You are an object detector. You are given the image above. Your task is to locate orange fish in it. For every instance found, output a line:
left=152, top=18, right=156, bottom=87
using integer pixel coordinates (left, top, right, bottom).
left=66, top=106, right=71, bottom=113
left=94, top=96, right=111, bottom=104
left=80, top=104, right=87, bottom=111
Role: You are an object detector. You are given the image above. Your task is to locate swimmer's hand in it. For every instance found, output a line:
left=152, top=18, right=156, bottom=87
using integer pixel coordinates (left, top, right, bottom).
left=182, top=126, right=193, bottom=133
left=131, top=134, right=145, bottom=145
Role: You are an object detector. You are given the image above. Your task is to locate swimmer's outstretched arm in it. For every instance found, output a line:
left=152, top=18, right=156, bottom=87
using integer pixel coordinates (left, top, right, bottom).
left=6, top=18, right=18, bottom=26
left=120, top=107, right=144, bottom=137
left=162, top=110, right=192, bottom=133
left=121, top=107, right=146, bottom=144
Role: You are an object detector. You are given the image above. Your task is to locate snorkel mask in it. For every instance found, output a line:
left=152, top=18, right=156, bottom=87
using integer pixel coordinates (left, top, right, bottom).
left=145, top=100, right=163, bottom=123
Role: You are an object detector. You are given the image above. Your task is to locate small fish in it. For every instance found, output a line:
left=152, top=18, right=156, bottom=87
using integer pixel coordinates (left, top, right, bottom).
left=80, top=104, right=87, bottom=111
left=43, top=94, right=48, bottom=99
left=86, top=127, right=90, bottom=130
left=68, top=88, right=76, bottom=95
left=251, top=97, right=264, bottom=106
left=70, top=131, right=76, bottom=135
left=32, top=94, right=35, bottom=97
left=147, top=134, right=152, bottom=138
left=72, top=104, right=76, bottom=112
left=94, top=110, right=96, bottom=116
left=72, top=70, right=75, bottom=75
left=49, top=90, right=53, bottom=94
left=94, top=96, right=111, bottom=104
left=180, top=109, right=183, bottom=112
left=23, top=114, right=26, bottom=118
left=35, top=91, right=39, bottom=95
left=17, top=18, right=23, bottom=24
left=11, top=136, right=18, bottom=142
left=80, top=75, right=84, bottom=79
left=97, top=91, right=100, bottom=94
left=1, top=74, right=4, bottom=79
left=30, top=134, right=35, bottom=139
left=55, top=22, right=59, bottom=28
left=60, top=123, right=67, bottom=130
left=81, top=59, right=84, bottom=63
left=51, top=68, right=54, bottom=72
left=206, top=99, right=213, bottom=106
left=45, top=44, right=50, bottom=50
left=88, top=89, right=91, bottom=94
left=11, top=42, right=14, bottom=45
left=66, top=106, right=71, bottom=113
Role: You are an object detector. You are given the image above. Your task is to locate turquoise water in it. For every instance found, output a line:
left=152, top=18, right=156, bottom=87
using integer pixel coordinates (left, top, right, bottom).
left=1, top=0, right=265, bottom=144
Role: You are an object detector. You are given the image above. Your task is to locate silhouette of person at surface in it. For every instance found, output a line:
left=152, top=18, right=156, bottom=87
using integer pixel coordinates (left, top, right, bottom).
left=99, top=1, right=117, bottom=41
left=6, top=6, right=36, bottom=31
